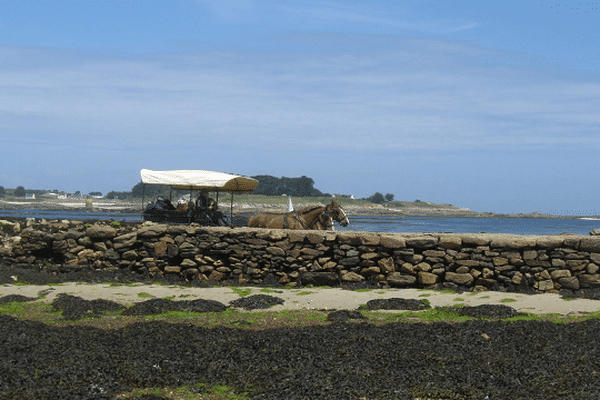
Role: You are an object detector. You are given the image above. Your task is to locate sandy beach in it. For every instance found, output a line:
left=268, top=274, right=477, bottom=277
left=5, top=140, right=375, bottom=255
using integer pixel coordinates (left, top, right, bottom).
left=3, top=282, right=600, bottom=316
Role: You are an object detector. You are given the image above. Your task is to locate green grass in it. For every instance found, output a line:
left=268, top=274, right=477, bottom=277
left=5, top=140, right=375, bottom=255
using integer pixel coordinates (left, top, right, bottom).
left=2, top=300, right=600, bottom=328
left=260, top=288, right=282, bottom=294
left=231, top=287, right=252, bottom=297
left=500, top=298, right=517, bottom=303
left=137, top=292, right=153, bottom=298
left=296, top=291, right=313, bottom=296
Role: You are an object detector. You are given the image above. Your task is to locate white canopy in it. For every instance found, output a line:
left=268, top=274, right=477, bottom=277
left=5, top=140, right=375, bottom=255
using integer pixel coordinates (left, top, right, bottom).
left=140, top=169, right=259, bottom=193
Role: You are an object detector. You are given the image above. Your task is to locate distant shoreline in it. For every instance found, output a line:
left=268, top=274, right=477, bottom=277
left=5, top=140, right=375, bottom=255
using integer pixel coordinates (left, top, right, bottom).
left=1, top=198, right=598, bottom=220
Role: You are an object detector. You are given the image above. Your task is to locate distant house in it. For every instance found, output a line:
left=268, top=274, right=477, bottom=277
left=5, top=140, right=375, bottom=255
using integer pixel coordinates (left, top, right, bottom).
left=25, top=193, right=36, bottom=200
left=332, top=194, right=355, bottom=199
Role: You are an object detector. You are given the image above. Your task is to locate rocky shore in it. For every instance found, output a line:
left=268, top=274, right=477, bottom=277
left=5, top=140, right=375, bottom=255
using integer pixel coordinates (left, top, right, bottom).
left=3, top=198, right=596, bottom=219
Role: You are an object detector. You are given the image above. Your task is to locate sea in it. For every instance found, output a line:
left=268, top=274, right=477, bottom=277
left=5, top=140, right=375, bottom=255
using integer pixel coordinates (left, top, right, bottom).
left=1, top=209, right=599, bottom=236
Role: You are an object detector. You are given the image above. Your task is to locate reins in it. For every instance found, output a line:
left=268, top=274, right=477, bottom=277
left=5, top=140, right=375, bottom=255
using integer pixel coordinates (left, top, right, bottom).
left=290, top=206, right=325, bottom=229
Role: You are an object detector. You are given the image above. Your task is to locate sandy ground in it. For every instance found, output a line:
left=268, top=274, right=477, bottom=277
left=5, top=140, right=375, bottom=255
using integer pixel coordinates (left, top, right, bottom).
left=2, top=283, right=600, bottom=316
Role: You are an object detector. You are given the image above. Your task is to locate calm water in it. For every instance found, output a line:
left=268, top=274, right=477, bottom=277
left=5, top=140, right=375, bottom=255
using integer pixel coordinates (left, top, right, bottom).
left=1, top=209, right=599, bottom=236
left=337, top=215, right=600, bottom=236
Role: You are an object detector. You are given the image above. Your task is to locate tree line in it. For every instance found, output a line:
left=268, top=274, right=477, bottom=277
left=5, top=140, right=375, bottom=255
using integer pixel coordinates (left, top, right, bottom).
left=1, top=178, right=396, bottom=205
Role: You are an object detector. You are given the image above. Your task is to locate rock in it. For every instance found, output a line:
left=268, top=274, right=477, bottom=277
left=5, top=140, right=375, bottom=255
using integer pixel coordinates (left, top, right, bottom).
left=439, top=235, right=461, bottom=249
left=511, top=272, right=524, bottom=285
left=86, top=225, right=117, bottom=240
left=587, top=263, right=600, bottom=274
left=301, top=272, right=338, bottom=286
left=377, top=257, right=395, bottom=274
left=122, top=250, right=139, bottom=261
left=406, top=237, right=437, bottom=248
left=379, top=235, right=405, bottom=248
left=103, top=249, right=120, bottom=261
left=423, top=250, right=445, bottom=258
left=266, top=246, right=286, bottom=257
left=493, top=257, right=509, bottom=267
left=550, top=270, right=571, bottom=279
left=361, top=252, right=379, bottom=260
left=300, top=248, right=322, bottom=259
left=536, top=236, right=565, bottom=249
left=305, top=232, right=324, bottom=245
left=113, top=231, right=137, bottom=243
left=180, top=259, right=197, bottom=268
left=445, top=272, right=474, bottom=286
left=491, top=236, right=536, bottom=249
left=360, top=234, right=380, bottom=246
left=536, top=280, right=554, bottom=291
left=557, top=276, right=580, bottom=290
left=0, top=220, right=21, bottom=235
left=338, top=257, right=360, bottom=267
left=387, top=272, right=417, bottom=287
left=137, top=224, right=168, bottom=238
left=579, top=274, right=600, bottom=288
left=208, top=270, right=225, bottom=281
left=417, top=271, right=438, bottom=285
left=590, top=229, right=600, bottom=236
left=580, top=238, right=600, bottom=252
left=414, top=262, right=431, bottom=272
left=342, top=272, right=365, bottom=282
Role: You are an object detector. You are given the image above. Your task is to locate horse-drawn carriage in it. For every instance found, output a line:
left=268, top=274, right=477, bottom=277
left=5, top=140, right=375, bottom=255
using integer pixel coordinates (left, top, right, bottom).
left=140, top=169, right=349, bottom=230
left=140, top=169, right=259, bottom=226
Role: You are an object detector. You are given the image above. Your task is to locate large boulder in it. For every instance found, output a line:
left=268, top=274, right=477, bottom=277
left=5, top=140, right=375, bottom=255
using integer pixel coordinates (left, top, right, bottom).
left=86, top=225, right=117, bottom=240
left=387, top=272, right=417, bottom=287
left=301, top=272, right=339, bottom=286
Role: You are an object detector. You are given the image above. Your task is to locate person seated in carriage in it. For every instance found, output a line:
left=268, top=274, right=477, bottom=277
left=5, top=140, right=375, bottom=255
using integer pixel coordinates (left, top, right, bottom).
left=196, top=189, right=224, bottom=224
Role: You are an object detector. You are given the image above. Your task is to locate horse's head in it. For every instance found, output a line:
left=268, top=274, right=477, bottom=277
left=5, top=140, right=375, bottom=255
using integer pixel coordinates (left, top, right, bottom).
left=327, top=200, right=349, bottom=227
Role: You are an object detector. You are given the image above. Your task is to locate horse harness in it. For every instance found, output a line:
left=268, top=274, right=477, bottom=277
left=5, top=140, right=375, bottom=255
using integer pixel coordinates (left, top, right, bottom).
left=284, top=208, right=333, bottom=230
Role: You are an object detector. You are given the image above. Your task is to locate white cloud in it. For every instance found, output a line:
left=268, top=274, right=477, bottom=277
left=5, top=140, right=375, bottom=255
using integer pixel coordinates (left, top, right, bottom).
left=2, top=32, right=600, bottom=161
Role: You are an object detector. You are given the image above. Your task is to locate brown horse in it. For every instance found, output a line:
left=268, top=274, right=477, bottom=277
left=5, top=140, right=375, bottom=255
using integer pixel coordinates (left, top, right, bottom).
left=247, top=200, right=348, bottom=230
left=327, top=200, right=350, bottom=228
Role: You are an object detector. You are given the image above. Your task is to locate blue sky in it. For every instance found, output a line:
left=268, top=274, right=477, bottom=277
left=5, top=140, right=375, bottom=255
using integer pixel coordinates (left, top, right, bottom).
left=1, top=1, right=599, bottom=214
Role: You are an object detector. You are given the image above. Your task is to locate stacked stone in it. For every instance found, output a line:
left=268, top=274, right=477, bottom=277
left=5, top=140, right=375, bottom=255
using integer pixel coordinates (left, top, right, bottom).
left=2, top=219, right=600, bottom=293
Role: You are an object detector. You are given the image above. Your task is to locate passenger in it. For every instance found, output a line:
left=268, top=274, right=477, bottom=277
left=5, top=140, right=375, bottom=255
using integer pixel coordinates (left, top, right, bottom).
left=196, top=190, right=217, bottom=211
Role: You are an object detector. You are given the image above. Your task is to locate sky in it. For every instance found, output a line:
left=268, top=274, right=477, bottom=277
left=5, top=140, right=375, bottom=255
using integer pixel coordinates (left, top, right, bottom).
left=1, top=0, right=600, bottom=215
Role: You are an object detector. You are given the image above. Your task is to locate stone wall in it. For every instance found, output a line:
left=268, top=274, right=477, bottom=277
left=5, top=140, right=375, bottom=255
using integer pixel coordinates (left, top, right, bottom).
left=2, top=219, right=600, bottom=293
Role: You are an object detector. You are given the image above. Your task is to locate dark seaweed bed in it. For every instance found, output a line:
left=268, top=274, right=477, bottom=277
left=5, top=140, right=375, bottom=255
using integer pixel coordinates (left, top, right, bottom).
left=2, top=267, right=600, bottom=399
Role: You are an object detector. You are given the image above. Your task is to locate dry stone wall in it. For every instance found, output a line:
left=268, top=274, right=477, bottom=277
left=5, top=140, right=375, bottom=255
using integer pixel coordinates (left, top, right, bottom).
left=2, top=219, right=600, bottom=293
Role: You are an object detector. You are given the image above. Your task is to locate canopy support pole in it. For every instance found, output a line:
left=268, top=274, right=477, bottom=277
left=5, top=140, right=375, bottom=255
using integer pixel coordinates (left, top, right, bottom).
left=141, top=184, right=146, bottom=217
left=230, top=193, right=234, bottom=227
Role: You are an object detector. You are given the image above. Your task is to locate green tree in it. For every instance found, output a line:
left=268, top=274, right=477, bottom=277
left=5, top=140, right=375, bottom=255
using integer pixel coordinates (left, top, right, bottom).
left=250, top=175, right=324, bottom=197
left=131, top=181, right=171, bottom=198
left=367, top=192, right=385, bottom=204
left=0, top=186, right=4, bottom=197
left=384, top=193, right=395, bottom=202
left=14, top=186, right=26, bottom=197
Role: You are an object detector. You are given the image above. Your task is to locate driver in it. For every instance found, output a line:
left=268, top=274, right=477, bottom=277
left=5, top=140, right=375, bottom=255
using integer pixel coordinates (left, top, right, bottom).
left=196, top=189, right=217, bottom=211
left=196, top=190, right=224, bottom=224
